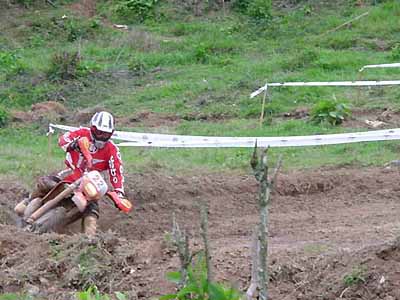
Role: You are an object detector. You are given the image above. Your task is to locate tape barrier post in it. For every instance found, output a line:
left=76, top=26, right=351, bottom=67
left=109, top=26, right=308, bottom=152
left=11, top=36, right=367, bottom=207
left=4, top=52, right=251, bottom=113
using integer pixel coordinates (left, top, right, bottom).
left=259, top=85, right=268, bottom=128
left=47, top=125, right=55, bottom=160
left=49, top=124, right=400, bottom=148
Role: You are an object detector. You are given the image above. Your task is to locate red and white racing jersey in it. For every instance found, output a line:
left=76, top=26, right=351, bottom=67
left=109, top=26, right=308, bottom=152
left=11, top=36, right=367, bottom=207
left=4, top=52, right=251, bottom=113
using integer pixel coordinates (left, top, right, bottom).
left=58, top=128, right=125, bottom=194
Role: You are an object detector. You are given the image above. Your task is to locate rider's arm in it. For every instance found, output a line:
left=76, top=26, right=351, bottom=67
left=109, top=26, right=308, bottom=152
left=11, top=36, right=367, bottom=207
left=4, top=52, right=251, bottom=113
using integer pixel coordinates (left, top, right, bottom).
left=107, top=144, right=125, bottom=196
left=58, top=128, right=88, bottom=152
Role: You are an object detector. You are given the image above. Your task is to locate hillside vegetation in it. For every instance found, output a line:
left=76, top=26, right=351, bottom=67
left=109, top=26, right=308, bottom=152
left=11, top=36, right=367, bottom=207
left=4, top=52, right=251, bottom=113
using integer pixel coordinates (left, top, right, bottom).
left=1, top=0, right=400, bottom=183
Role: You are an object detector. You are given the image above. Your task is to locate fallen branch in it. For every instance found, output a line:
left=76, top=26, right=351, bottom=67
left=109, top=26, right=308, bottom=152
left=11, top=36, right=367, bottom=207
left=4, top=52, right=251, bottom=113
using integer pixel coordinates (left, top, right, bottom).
left=321, top=11, right=369, bottom=36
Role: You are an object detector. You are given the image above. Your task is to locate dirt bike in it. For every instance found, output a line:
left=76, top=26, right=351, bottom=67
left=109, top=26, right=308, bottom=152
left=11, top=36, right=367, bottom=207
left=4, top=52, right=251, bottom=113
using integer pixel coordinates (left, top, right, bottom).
left=20, top=137, right=132, bottom=234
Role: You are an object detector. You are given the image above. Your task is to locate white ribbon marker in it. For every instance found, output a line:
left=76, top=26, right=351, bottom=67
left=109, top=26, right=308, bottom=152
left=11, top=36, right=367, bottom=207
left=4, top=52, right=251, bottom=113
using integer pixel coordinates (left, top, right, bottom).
left=250, top=80, right=400, bottom=98
left=359, top=63, right=400, bottom=72
left=49, top=124, right=400, bottom=148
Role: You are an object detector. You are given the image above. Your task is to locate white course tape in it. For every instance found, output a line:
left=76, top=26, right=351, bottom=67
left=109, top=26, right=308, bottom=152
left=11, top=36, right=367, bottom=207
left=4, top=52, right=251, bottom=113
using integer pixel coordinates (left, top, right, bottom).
left=49, top=124, right=400, bottom=148
left=250, top=80, right=400, bottom=98
left=359, top=63, right=400, bottom=72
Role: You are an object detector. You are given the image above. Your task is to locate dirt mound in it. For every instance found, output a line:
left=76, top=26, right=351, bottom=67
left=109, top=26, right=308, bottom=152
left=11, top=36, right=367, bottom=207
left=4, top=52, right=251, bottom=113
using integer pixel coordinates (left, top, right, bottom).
left=11, top=101, right=67, bottom=125
left=1, top=166, right=400, bottom=298
left=0, top=225, right=138, bottom=299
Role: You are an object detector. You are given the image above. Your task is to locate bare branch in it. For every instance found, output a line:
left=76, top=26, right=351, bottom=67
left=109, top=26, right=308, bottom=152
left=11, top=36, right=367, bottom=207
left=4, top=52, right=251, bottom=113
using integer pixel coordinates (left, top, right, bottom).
left=172, top=213, right=191, bottom=287
left=200, top=202, right=213, bottom=283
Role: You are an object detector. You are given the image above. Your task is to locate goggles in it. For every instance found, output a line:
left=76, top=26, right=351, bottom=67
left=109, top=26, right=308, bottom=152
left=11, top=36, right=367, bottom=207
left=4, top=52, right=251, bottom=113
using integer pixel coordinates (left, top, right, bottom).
left=91, top=126, right=113, bottom=142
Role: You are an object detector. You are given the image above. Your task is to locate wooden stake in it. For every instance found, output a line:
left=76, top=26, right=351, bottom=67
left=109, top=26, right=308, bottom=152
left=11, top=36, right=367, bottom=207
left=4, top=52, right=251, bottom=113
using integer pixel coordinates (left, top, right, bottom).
left=259, top=87, right=268, bottom=127
left=47, top=131, right=53, bottom=161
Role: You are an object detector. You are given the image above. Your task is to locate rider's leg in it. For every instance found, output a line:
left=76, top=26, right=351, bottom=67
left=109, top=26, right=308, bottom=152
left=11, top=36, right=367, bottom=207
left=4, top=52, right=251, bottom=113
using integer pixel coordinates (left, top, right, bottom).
left=82, top=202, right=99, bottom=236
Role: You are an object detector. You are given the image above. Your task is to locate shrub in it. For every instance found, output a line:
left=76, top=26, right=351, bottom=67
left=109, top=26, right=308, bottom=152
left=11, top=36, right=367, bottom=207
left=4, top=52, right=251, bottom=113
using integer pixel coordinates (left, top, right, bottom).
left=0, top=106, right=9, bottom=128
left=231, top=0, right=251, bottom=13
left=310, top=99, right=351, bottom=126
left=47, top=51, right=81, bottom=82
left=116, top=0, right=159, bottom=23
left=47, top=52, right=99, bottom=82
left=233, top=0, right=272, bottom=24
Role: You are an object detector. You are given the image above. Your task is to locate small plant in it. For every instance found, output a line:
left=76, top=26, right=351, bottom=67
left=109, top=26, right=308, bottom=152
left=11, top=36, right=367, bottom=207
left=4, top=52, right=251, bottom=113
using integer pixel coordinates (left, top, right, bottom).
left=0, top=293, right=32, bottom=300
left=343, top=268, right=365, bottom=287
left=310, top=99, right=351, bottom=126
left=160, top=255, right=242, bottom=300
left=76, top=286, right=127, bottom=300
left=0, top=51, right=25, bottom=76
left=390, top=43, right=400, bottom=60
left=128, top=56, right=148, bottom=75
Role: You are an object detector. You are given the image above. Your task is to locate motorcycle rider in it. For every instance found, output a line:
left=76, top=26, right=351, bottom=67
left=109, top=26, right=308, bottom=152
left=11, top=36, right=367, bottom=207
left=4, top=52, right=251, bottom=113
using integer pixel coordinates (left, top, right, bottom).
left=14, top=111, right=126, bottom=236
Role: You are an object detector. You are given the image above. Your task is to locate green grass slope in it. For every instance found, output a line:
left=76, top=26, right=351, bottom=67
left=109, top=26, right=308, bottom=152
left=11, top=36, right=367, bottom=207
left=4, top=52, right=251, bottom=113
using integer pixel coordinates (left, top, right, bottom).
left=1, top=0, right=400, bottom=182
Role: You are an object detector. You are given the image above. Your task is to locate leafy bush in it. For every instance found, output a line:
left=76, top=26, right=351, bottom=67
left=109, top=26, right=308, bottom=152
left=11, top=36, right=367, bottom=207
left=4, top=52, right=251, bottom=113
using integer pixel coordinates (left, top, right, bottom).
left=247, top=0, right=272, bottom=22
left=0, top=106, right=9, bottom=128
left=160, top=255, right=242, bottom=300
left=310, top=99, right=351, bottom=126
left=116, top=0, right=159, bottom=22
left=233, top=0, right=272, bottom=23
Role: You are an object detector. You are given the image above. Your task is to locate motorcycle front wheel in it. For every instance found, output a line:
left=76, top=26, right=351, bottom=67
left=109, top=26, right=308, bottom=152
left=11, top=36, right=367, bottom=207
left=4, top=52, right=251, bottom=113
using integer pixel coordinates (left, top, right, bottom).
left=33, top=207, right=67, bottom=233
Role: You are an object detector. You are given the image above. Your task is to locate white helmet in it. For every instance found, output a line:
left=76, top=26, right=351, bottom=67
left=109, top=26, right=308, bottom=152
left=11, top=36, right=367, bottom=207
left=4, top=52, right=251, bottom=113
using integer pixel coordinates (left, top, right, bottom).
left=90, top=111, right=115, bottom=145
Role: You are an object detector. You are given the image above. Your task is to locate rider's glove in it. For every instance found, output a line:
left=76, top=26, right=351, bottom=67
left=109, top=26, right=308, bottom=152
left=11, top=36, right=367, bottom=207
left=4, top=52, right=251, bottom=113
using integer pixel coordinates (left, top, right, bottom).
left=67, top=138, right=81, bottom=152
left=116, top=191, right=125, bottom=199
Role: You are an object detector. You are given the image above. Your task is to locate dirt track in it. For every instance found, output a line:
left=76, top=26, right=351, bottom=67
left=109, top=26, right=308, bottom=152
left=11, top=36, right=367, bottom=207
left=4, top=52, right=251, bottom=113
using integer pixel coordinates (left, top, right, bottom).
left=1, top=166, right=400, bottom=299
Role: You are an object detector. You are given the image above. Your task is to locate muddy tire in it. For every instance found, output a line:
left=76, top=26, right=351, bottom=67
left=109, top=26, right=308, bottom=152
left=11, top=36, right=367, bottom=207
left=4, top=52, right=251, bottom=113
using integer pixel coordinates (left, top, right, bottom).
left=34, top=207, right=67, bottom=233
left=23, top=197, right=43, bottom=219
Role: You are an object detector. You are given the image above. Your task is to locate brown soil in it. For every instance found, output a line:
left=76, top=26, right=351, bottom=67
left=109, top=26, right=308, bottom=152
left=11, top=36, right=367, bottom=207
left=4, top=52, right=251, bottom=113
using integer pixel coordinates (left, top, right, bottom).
left=1, top=166, right=400, bottom=299
left=69, top=0, right=96, bottom=18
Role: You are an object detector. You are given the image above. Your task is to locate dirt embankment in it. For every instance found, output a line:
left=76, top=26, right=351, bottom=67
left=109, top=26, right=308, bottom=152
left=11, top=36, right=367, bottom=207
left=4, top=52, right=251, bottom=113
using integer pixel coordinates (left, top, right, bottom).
left=1, top=166, right=400, bottom=299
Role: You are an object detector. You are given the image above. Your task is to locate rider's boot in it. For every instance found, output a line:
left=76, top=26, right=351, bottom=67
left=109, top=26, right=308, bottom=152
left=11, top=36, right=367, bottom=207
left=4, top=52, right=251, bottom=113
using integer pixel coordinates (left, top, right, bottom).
left=82, top=215, right=98, bottom=236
